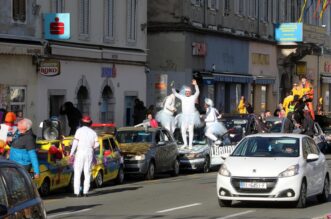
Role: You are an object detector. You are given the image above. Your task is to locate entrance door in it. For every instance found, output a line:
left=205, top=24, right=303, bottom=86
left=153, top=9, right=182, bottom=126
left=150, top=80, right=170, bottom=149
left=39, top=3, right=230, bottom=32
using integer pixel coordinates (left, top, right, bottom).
left=49, top=94, right=66, bottom=134
left=125, top=96, right=136, bottom=126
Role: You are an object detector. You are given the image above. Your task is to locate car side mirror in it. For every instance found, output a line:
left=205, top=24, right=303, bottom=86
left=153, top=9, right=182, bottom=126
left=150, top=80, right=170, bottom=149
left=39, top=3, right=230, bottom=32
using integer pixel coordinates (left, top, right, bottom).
left=307, top=153, right=319, bottom=162
left=0, top=204, right=8, bottom=216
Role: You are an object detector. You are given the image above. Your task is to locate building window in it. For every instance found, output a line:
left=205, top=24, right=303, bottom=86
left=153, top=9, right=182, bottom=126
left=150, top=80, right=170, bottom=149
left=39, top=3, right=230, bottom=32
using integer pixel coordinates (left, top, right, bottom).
left=104, top=0, right=114, bottom=41
left=100, top=85, right=115, bottom=123
left=9, top=86, right=26, bottom=115
left=127, top=0, right=137, bottom=43
left=191, top=0, right=203, bottom=7
left=77, top=86, right=90, bottom=116
left=52, top=0, right=65, bottom=13
left=262, top=0, right=269, bottom=22
left=271, top=0, right=278, bottom=22
left=79, top=0, right=90, bottom=37
left=12, top=0, right=26, bottom=22
left=224, top=0, right=230, bottom=15
left=208, top=0, right=219, bottom=10
left=290, top=0, right=296, bottom=22
left=248, top=0, right=257, bottom=18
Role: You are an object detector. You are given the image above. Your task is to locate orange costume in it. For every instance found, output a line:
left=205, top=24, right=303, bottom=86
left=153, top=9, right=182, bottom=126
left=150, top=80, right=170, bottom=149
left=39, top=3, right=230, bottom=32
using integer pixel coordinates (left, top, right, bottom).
left=300, top=81, right=315, bottom=120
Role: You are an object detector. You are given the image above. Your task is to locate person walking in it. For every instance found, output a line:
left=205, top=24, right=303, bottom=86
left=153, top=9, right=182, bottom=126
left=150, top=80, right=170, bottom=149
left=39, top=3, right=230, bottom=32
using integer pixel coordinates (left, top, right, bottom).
left=60, top=101, right=82, bottom=135
left=172, top=79, right=200, bottom=149
left=70, top=116, right=99, bottom=197
left=9, top=118, right=39, bottom=178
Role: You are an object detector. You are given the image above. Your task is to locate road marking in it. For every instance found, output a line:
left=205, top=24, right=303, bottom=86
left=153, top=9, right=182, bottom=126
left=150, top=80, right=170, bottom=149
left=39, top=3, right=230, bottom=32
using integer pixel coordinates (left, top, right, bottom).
left=216, top=210, right=256, bottom=219
left=47, top=208, right=92, bottom=219
left=156, top=203, right=202, bottom=213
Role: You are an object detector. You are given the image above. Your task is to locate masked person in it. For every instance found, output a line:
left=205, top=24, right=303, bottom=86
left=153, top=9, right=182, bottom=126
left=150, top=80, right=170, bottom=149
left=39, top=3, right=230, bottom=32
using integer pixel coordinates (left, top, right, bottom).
left=172, top=79, right=200, bottom=149
left=155, top=93, right=176, bottom=134
left=70, top=116, right=99, bottom=197
left=204, top=98, right=227, bottom=146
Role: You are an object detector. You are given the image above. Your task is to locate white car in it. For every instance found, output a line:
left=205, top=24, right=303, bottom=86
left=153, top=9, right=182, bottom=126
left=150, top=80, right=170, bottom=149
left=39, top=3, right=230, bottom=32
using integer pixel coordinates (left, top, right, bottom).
left=217, top=133, right=330, bottom=208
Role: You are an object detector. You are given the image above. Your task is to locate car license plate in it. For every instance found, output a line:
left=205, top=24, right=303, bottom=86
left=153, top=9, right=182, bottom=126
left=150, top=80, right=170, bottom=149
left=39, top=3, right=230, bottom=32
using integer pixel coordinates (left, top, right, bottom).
left=239, top=182, right=267, bottom=189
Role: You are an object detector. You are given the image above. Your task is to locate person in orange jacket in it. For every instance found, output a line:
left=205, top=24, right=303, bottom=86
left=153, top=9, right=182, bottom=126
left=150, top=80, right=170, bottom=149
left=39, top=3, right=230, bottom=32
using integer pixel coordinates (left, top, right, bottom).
left=300, top=76, right=315, bottom=120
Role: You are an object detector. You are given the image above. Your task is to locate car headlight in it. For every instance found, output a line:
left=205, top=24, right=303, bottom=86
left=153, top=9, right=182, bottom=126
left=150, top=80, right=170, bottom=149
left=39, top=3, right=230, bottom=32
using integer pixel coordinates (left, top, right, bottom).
left=134, top=155, right=145, bottom=160
left=278, top=164, right=299, bottom=178
left=218, top=164, right=231, bottom=177
left=185, top=153, right=203, bottom=159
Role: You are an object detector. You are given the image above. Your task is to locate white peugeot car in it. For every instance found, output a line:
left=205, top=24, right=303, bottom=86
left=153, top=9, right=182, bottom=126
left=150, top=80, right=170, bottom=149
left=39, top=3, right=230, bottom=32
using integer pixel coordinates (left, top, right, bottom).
left=217, top=133, right=329, bottom=208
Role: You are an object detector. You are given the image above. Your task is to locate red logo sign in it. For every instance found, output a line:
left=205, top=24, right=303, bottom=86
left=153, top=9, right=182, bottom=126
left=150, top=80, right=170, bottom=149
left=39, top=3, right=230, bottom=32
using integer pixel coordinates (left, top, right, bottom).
left=50, top=17, right=64, bottom=35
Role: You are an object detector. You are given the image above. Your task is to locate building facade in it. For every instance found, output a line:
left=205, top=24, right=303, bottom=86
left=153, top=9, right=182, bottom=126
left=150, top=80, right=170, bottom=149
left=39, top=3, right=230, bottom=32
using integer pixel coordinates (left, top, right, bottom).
left=147, top=0, right=331, bottom=114
left=0, top=0, right=147, bottom=135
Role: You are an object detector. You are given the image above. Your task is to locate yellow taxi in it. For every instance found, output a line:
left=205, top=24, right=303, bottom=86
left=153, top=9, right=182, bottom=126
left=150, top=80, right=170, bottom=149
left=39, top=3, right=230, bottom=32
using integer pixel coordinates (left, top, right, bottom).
left=34, top=139, right=73, bottom=196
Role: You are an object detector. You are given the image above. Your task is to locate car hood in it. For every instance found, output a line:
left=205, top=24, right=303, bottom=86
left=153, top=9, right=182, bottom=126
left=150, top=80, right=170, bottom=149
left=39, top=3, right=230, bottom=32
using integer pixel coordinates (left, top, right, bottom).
left=118, top=143, right=151, bottom=155
left=225, top=156, right=299, bottom=177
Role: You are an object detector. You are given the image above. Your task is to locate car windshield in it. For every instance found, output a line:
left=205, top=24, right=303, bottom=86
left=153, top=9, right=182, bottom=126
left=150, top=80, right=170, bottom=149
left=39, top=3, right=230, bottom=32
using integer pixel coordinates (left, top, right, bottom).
left=117, top=131, right=153, bottom=143
left=220, top=118, right=248, bottom=133
left=232, top=136, right=300, bottom=157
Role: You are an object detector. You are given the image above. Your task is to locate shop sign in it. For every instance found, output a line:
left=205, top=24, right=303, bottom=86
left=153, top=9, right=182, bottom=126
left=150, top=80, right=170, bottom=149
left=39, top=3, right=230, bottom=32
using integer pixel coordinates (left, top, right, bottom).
left=192, top=42, right=207, bottom=56
left=38, top=60, right=61, bottom=76
left=275, top=23, right=303, bottom=42
left=101, top=65, right=117, bottom=78
left=44, top=13, right=70, bottom=40
left=324, top=61, right=331, bottom=73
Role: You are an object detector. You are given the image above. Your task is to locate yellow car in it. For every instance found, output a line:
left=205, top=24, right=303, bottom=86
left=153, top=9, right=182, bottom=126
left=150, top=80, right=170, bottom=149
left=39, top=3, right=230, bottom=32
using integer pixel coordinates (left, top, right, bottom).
left=34, top=139, right=73, bottom=196
left=63, top=133, right=124, bottom=188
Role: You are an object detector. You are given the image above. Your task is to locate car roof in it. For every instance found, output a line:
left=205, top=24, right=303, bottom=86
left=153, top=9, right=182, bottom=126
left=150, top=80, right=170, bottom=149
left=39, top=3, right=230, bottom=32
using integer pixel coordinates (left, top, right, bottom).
left=117, top=126, right=161, bottom=132
left=246, top=133, right=306, bottom=139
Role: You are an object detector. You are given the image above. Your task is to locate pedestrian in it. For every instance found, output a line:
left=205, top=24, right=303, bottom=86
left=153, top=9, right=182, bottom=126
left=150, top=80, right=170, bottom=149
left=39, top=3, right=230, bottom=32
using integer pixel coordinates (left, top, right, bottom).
left=8, top=118, right=39, bottom=178
left=245, top=102, right=254, bottom=114
left=204, top=98, right=227, bottom=146
left=282, top=91, right=294, bottom=115
left=15, top=110, right=24, bottom=122
left=300, top=76, right=315, bottom=120
left=155, top=93, right=176, bottom=133
left=237, top=96, right=247, bottom=114
left=60, top=101, right=82, bottom=135
left=70, top=115, right=99, bottom=197
left=281, top=112, right=294, bottom=133
left=172, top=79, right=200, bottom=149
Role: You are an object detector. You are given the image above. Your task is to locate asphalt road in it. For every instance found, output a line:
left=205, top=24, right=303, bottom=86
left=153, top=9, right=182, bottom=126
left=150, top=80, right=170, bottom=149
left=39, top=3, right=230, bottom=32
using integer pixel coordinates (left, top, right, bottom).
left=44, top=158, right=331, bottom=219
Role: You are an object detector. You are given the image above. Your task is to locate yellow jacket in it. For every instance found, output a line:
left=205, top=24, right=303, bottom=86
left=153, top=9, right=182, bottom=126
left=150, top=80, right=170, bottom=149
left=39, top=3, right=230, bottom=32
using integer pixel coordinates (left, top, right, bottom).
left=237, top=100, right=247, bottom=114
left=283, top=95, right=294, bottom=115
left=292, top=88, right=302, bottom=98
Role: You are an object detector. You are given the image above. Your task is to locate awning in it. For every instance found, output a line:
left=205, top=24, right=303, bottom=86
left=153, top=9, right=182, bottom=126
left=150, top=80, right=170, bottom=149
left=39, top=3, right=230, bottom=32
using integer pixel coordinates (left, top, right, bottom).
left=322, top=76, right=331, bottom=84
left=214, top=74, right=254, bottom=83
left=0, top=42, right=43, bottom=55
left=254, top=78, right=275, bottom=84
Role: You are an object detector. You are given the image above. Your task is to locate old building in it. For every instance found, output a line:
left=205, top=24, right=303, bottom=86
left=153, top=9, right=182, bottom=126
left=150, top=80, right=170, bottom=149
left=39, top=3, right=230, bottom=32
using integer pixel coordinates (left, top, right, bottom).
left=0, top=0, right=147, bottom=134
left=147, top=0, right=331, bottom=114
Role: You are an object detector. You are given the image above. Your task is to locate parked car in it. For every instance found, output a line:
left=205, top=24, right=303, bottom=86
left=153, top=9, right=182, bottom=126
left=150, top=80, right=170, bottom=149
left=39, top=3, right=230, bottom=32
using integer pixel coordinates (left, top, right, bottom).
left=116, top=127, right=179, bottom=180
left=266, top=117, right=328, bottom=153
left=0, top=160, right=47, bottom=218
left=64, top=133, right=124, bottom=188
left=34, top=139, right=73, bottom=196
left=219, top=114, right=268, bottom=143
left=315, top=114, right=331, bottom=153
left=217, top=133, right=329, bottom=208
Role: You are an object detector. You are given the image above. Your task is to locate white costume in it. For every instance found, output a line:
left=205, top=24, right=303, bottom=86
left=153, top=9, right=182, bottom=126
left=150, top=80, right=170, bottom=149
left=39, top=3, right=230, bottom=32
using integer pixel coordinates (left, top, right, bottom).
left=155, top=94, right=176, bottom=134
left=204, top=98, right=227, bottom=143
left=172, top=84, right=200, bottom=148
left=70, top=126, right=99, bottom=196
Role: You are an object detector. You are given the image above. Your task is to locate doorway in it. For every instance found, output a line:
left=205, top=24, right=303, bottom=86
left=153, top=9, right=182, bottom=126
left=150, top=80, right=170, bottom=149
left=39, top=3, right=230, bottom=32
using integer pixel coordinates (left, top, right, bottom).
left=125, top=95, right=137, bottom=126
left=49, top=89, right=66, bottom=135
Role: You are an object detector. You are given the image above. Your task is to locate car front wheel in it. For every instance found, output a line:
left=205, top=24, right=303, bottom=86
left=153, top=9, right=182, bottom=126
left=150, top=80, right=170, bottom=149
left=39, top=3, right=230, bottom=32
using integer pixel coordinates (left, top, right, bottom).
left=39, top=179, right=50, bottom=196
left=218, top=199, right=232, bottom=207
left=94, top=171, right=103, bottom=188
left=116, top=166, right=125, bottom=184
left=317, top=176, right=330, bottom=203
left=145, top=162, right=155, bottom=180
left=202, top=156, right=210, bottom=173
left=171, top=159, right=180, bottom=177
left=294, top=181, right=307, bottom=208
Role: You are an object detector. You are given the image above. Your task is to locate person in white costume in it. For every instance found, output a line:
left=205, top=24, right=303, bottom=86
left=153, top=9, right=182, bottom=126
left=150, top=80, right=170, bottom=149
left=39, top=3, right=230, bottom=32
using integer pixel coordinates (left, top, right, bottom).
left=204, top=98, right=227, bottom=145
left=70, top=115, right=99, bottom=197
left=172, top=79, right=200, bottom=149
left=155, top=93, right=176, bottom=134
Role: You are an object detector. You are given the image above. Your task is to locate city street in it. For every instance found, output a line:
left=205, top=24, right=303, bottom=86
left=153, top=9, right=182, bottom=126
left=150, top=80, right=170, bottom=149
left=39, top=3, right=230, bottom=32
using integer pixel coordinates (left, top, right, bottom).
left=44, top=158, right=331, bottom=219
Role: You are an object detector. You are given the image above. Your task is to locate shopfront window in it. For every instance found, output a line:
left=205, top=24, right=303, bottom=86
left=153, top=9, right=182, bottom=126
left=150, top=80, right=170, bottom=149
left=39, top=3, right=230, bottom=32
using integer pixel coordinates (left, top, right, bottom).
left=261, top=85, right=267, bottom=111
left=10, top=86, right=26, bottom=115
left=12, top=0, right=26, bottom=23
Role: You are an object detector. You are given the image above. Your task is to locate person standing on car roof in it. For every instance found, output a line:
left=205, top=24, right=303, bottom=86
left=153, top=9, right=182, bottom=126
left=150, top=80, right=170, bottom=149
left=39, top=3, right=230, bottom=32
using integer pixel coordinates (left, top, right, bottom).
left=9, top=118, right=39, bottom=179
left=155, top=92, right=176, bottom=134
left=204, top=98, right=227, bottom=146
left=172, top=79, right=200, bottom=149
left=70, top=115, right=99, bottom=197
left=60, top=101, right=82, bottom=136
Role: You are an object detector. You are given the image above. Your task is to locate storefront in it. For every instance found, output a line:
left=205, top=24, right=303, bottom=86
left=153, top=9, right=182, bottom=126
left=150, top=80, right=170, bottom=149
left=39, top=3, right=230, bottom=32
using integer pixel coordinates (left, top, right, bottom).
left=320, top=55, right=331, bottom=113
left=249, top=42, right=277, bottom=114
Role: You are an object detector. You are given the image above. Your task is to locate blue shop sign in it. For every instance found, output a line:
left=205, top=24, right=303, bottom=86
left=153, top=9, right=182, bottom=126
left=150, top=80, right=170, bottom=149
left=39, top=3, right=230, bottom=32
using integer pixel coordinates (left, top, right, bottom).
left=102, top=67, right=113, bottom=78
left=44, top=13, right=70, bottom=40
left=275, top=23, right=303, bottom=42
